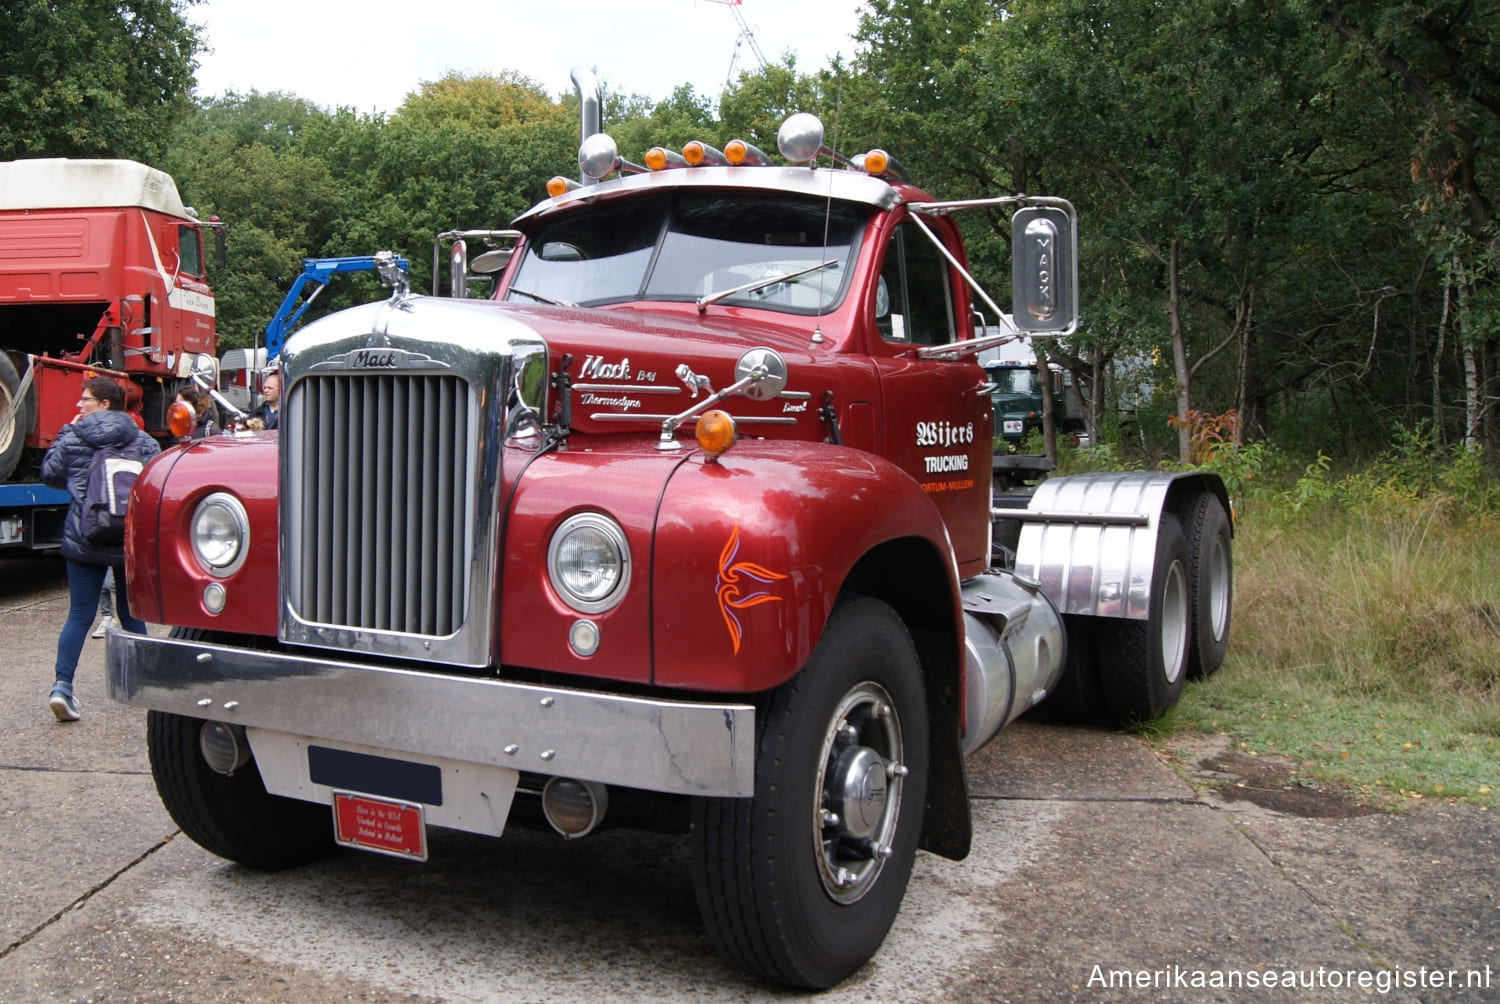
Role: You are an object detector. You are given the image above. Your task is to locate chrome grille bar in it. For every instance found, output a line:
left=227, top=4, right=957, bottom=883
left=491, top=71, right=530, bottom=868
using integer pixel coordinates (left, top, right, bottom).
left=288, top=372, right=471, bottom=637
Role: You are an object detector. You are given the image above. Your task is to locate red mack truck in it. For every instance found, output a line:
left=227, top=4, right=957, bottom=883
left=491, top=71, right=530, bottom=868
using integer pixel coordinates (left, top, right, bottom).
left=107, top=89, right=1233, bottom=989
left=0, top=157, right=222, bottom=551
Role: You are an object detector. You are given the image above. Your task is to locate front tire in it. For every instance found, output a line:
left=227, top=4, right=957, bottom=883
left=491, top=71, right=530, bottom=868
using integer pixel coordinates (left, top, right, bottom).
left=148, top=710, right=336, bottom=869
left=691, top=596, right=929, bottom=989
left=1098, top=513, right=1192, bottom=724
left=147, top=629, right=334, bottom=869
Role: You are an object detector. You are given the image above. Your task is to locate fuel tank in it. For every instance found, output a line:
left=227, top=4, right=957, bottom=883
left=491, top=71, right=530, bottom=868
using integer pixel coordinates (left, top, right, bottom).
left=959, top=570, right=1065, bottom=756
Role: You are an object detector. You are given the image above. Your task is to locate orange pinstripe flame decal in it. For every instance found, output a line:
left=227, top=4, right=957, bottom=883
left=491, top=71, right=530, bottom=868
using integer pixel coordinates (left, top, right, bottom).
left=716, top=523, right=788, bottom=655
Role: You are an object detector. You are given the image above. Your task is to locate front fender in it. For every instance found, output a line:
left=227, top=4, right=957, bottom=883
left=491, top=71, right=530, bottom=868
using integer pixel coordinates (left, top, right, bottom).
left=124, top=434, right=281, bottom=635
left=652, top=440, right=960, bottom=693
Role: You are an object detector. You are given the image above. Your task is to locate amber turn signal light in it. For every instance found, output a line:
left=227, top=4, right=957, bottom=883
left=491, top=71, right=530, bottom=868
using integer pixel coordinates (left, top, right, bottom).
left=695, top=409, right=738, bottom=458
left=167, top=400, right=194, bottom=439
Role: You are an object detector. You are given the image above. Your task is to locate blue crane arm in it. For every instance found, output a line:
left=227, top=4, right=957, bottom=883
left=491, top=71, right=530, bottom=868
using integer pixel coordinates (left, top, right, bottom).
left=264, top=255, right=410, bottom=361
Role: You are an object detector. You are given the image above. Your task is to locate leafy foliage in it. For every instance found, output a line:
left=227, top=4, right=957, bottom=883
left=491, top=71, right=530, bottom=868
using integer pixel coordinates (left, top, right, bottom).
left=0, top=0, right=203, bottom=162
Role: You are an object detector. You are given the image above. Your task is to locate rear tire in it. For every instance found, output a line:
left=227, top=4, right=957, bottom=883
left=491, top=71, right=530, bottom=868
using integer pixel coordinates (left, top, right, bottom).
left=691, top=596, right=929, bottom=989
left=0, top=353, right=34, bottom=482
left=1034, top=614, right=1108, bottom=724
left=1183, top=493, right=1233, bottom=678
left=1098, top=514, right=1191, bottom=725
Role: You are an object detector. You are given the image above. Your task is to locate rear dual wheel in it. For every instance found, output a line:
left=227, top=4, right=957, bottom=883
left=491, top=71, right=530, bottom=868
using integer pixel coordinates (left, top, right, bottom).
left=1098, top=513, right=1192, bottom=724
left=1184, top=493, right=1233, bottom=678
left=691, top=596, right=929, bottom=989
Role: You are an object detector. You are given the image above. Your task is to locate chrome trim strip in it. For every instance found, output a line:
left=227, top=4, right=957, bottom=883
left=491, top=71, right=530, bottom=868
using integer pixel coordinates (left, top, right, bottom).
left=588, top=412, right=799, bottom=425
left=573, top=383, right=680, bottom=394
left=991, top=509, right=1150, bottom=526
left=107, top=631, right=756, bottom=798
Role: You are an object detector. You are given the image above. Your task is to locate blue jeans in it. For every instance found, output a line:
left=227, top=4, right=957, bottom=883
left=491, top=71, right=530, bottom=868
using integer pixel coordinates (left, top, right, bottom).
left=54, top=560, right=145, bottom=695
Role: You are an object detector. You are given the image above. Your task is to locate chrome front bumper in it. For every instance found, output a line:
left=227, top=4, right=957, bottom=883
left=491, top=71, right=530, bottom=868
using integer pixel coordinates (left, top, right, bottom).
left=107, top=631, right=755, bottom=798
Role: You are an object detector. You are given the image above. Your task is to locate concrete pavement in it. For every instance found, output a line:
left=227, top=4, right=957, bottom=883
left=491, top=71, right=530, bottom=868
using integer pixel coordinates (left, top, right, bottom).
left=2, top=557, right=1495, bottom=1002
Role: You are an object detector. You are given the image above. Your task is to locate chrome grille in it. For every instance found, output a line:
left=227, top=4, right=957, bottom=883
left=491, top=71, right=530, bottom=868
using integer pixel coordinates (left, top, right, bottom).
left=285, top=372, right=472, bottom=637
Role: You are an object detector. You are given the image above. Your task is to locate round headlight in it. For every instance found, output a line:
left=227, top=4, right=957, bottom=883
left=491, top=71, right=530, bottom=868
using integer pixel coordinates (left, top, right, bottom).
left=547, top=513, right=629, bottom=614
left=191, top=492, right=249, bottom=577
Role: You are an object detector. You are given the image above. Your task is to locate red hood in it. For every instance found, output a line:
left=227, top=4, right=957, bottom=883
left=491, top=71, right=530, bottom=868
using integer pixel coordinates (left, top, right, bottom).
left=496, top=300, right=855, bottom=442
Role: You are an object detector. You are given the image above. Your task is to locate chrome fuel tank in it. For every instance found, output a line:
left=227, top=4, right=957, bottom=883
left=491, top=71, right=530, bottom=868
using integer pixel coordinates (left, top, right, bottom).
left=960, top=570, right=1065, bottom=756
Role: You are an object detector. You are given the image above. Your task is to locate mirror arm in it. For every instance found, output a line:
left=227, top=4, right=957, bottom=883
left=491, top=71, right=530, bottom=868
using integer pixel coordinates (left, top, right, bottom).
left=656, top=365, right=768, bottom=451
left=191, top=371, right=248, bottom=421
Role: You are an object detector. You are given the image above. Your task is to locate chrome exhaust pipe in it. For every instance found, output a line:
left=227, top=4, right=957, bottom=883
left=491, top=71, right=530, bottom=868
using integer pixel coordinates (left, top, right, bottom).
left=570, top=66, right=601, bottom=185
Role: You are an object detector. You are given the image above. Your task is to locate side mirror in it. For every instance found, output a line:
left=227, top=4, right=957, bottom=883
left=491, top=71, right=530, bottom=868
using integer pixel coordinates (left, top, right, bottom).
left=1011, top=205, right=1078, bottom=336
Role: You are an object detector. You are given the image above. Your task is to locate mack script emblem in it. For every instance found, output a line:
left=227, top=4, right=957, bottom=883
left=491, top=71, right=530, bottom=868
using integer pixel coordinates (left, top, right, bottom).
left=310, top=348, right=448, bottom=372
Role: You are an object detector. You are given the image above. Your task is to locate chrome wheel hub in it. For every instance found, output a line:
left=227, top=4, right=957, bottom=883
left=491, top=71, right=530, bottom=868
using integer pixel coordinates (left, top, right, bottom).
left=813, top=681, right=904, bottom=904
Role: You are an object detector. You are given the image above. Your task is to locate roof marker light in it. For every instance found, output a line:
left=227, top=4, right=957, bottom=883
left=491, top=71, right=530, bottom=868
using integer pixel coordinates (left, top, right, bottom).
left=725, top=139, right=771, bottom=166
left=645, top=147, right=688, bottom=171
left=683, top=141, right=728, bottom=167
left=547, top=176, right=582, bottom=197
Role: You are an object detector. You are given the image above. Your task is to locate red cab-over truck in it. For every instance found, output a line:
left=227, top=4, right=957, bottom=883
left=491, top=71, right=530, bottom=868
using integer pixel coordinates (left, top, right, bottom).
left=107, top=85, right=1233, bottom=989
left=0, top=158, right=222, bottom=551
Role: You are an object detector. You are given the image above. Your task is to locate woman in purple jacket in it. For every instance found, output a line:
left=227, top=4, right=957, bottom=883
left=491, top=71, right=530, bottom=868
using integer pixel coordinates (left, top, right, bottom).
left=41, top=376, right=160, bottom=722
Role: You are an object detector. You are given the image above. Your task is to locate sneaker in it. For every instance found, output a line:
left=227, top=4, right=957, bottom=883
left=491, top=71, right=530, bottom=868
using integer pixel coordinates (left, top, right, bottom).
left=92, top=614, right=114, bottom=639
left=49, top=689, right=80, bottom=722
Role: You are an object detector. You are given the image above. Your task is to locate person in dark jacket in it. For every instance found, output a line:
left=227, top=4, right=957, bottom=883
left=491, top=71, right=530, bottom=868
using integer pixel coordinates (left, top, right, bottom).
left=41, top=376, right=160, bottom=722
left=256, top=370, right=280, bottom=431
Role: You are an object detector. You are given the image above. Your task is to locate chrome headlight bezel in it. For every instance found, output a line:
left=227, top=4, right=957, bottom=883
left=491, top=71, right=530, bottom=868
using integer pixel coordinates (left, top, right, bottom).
left=547, top=512, right=630, bottom=615
left=190, top=492, right=250, bottom=577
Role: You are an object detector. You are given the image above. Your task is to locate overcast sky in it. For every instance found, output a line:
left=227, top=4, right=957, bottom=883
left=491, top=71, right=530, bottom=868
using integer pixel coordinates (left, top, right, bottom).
left=189, top=0, right=869, bottom=115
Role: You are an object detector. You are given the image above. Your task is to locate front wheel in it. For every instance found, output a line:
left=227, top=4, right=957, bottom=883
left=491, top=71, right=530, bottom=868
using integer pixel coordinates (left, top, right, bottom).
left=148, top=710, right=336, bottom=869
left=691, top=595, right=929, bottom=989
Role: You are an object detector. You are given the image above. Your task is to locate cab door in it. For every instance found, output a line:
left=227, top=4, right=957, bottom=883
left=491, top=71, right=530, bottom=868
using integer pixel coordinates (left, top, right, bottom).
left=869, top=215, right=992, bottom=577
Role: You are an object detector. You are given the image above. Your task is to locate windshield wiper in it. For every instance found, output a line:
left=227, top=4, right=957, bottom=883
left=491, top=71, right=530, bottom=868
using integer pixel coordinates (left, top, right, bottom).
left=696, top=260, right=839, bottom=313
left=508, top=286, right=576, bottom=307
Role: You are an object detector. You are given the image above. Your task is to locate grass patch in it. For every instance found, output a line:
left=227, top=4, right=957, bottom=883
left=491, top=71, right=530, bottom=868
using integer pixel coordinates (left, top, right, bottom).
left=1161, top=499, right=1500, bottom=810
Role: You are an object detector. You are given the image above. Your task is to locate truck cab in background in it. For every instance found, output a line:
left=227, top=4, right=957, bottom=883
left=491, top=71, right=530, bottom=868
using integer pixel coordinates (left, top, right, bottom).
left=0, top=158, right=222, bottom=551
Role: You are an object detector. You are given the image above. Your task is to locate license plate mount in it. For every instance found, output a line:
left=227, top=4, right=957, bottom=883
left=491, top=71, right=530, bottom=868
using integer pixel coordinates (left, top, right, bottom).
left=331, top=791, right=428, bottom=862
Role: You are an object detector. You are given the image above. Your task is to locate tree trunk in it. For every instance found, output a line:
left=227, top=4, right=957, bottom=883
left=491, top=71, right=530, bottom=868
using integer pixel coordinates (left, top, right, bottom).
left=1168, top=239, right=1192, bottom=461
left=1459, top=276, right=1480, bottom=451
left=1433, top=267, right=1449, bottom=442
left=1036, top=340, right=1057, bottom=463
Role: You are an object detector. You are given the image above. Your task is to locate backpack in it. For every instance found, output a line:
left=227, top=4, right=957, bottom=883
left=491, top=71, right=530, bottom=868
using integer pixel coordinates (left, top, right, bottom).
left=81, top=445, right=143, bottom=545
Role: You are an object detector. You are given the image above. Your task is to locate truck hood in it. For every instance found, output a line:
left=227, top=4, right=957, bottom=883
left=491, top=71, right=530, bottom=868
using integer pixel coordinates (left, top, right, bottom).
left=281, top=294, right=840, bottom=445
left=496, top=300, right=834, bottom=441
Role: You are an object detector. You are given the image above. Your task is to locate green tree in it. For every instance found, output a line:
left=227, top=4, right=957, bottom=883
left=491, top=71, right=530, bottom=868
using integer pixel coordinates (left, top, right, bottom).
left=0, top=0, right=203, bottom=162
left=1319, top=1, right=1499, bottom=450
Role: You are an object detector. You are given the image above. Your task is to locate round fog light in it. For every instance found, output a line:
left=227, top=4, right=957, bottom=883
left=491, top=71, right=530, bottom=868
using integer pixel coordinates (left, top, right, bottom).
left=203, top=581, right=226, bottom=614
left=541, top=777, right=609, bottom=839
left=199, top=721, right=251, bottom=776
left=569, top=619, right=600, bottom=657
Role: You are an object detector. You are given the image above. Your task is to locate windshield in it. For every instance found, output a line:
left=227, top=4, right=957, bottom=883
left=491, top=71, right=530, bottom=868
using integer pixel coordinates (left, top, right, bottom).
left=507, top=193, right=867, bottom=313
left=990, top=367, right=1039, bottom=397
